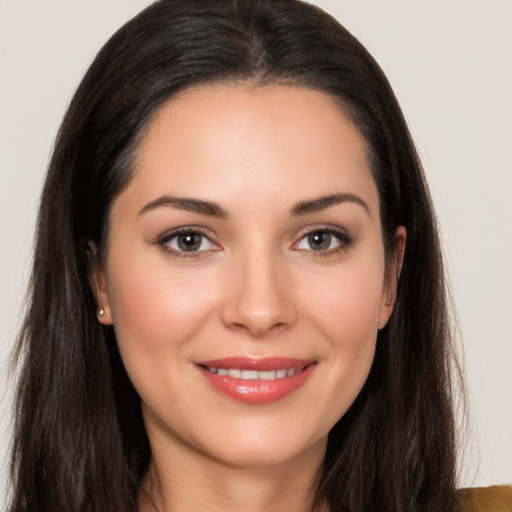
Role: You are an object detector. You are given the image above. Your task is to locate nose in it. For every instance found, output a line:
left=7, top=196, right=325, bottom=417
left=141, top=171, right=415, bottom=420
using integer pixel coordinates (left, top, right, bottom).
left=220, top=251, right=297, bottom=338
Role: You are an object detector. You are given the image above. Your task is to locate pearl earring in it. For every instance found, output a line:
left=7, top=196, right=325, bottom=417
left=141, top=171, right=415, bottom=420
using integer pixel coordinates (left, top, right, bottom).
left=98, top=308, right=105, bottom=317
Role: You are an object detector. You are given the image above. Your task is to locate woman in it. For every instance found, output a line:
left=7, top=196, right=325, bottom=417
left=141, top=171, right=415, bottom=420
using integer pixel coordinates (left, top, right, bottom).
left=7, top=0, right=508, bottom=511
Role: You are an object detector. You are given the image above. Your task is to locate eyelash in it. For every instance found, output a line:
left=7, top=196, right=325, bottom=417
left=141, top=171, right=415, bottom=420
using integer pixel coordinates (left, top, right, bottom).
left=156, top=225, right=352, bottom=259
left=293, top=226, right=352, bottom=257
left=157, top=227, right=219, bottom=259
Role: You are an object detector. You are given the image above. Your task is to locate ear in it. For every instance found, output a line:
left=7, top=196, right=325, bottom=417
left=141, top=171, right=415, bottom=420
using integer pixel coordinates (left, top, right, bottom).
left=88, top=243, right=113, bottom=325
left=378, top=226, right=406, bottom=329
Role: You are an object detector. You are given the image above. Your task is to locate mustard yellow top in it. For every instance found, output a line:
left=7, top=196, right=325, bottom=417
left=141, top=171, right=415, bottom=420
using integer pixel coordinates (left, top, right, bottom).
left=457, top=485, right=512, bottom=512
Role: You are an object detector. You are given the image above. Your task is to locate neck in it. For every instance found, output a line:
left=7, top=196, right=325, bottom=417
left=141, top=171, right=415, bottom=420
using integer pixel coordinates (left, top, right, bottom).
left=140, top=438, right=327, bottom=512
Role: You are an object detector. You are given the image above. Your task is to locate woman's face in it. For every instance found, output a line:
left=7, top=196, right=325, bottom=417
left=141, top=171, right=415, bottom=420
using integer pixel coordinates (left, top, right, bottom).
left=93, top=84, right=403, bottom=469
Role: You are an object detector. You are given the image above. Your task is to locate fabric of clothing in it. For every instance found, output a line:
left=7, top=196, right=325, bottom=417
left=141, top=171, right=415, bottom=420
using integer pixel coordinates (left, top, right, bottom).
left=458, top=485, right=512, bottom=512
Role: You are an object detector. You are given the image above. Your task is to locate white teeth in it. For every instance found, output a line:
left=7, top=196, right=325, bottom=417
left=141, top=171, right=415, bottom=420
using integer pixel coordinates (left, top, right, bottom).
left=205, top=366, right=304, bottom=380
left=241, top=370, right=259, bottom=380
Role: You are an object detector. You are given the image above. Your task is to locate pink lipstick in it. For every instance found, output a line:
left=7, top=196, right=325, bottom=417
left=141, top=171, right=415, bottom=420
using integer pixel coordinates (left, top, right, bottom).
left=196, top=357, right=316, bottom=404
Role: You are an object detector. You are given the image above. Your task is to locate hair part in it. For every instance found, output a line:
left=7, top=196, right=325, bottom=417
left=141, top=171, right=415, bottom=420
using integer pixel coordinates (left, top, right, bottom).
left=9, top=1, right=462, bottom=511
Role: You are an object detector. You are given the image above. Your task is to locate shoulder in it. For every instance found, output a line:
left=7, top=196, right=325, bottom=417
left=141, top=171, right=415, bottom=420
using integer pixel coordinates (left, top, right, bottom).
left=457, top=485, right=512, bottom=512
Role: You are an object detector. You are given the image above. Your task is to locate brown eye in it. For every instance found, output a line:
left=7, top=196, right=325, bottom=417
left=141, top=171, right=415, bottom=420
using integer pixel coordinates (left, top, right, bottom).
left=307, top=231, right=332, bottom=251
left=160, top=230, right=218, bottom=255
left=295, top=228, right=351, bottom=253
left=177, top=233, right=202, bottom=252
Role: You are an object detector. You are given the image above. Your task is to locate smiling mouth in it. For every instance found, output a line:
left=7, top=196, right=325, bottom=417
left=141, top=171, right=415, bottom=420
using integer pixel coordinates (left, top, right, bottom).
left=200, top=366, right=306, bottom=380
left=196, top=358, right=316, bottom=404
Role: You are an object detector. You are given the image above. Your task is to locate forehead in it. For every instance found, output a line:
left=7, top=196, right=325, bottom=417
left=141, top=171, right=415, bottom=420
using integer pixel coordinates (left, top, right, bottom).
left=123, top=84, right=378, bottom=217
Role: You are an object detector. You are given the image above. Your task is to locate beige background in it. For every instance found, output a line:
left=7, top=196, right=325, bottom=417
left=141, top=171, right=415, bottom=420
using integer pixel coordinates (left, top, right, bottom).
left=1, top=0, right=511, bottom=502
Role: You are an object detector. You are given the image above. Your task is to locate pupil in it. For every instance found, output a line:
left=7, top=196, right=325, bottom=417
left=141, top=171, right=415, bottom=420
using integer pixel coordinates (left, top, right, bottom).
left=308, top=232, right=330, bottom=250
left=178, top=233, right=201, bottom=251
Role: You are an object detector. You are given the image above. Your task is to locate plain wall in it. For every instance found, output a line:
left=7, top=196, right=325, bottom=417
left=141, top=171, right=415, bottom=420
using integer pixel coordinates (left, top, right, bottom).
left=1, top=0, right=511, bottom=503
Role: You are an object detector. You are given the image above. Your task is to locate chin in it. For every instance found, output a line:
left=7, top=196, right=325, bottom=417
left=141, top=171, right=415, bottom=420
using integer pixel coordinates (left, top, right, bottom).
left=191, top=422, right=328, bottom=469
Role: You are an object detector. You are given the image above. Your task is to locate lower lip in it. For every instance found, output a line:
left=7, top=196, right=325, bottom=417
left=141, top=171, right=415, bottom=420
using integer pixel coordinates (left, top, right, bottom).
left=198, top=363, right=316, bottom=404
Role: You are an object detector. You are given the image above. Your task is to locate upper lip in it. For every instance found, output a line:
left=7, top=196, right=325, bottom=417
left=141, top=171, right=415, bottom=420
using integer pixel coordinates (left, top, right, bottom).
left=196, top=357, right=315, bottom=371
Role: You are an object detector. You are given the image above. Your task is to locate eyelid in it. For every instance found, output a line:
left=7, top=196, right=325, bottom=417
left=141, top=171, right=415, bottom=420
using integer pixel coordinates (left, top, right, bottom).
left=154, top=224, right=352, bottom=258
left=291, top=224, right=352, bottom=254
left=156, top=226, right=221, bottom=258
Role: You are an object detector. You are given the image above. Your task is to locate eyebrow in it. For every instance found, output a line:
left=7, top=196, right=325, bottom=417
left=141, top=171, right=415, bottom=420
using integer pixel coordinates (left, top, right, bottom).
left=291, top=193, right=370, bottom=216
left=139, top=196, right=229, bottom=218
left=139, top=192, right=369, bottom=219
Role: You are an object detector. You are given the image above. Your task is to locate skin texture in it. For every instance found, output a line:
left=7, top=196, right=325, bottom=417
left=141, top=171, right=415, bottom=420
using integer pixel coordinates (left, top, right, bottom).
left=92, top=85, right=405, bottom=511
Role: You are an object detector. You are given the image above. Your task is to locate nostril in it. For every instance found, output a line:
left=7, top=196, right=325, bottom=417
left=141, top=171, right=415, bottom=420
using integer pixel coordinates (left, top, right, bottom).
left=223, top=313, right=294, bottom=338
left=220, top=266, right=297, bottom=336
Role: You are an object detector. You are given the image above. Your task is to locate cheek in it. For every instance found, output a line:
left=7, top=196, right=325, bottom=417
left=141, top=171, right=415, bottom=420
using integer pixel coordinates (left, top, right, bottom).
left=301, top=258, right=385, bottom=343
left=105, top=257, right=226, bottom=427
left=105, top=253, right=219, bottom=366
left=295, top=258, right=383, bottom=419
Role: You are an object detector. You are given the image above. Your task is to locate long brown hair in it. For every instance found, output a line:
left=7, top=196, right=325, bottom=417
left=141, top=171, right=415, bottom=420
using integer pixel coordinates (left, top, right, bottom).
left=9, top=1, right=461, bottom=510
